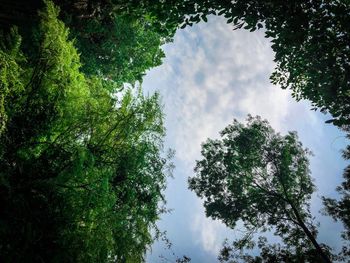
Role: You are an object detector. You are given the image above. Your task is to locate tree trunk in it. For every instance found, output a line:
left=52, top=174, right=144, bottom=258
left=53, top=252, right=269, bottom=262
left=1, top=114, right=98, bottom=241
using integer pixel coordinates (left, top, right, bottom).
left=290, top=203, right=332, bottom=263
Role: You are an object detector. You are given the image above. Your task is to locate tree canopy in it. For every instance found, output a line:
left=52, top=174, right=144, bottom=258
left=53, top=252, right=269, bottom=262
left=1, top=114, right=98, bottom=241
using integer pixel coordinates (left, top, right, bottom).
left=0, top=0, right=349, bottom=262
left=1, top=1, right=349, bottom=124
left=189, top=115, right=332, bottom=263
left=59, top=8, right=171, bottom=85
left=0, top=2, right=171, bottom=262
left=106, top=0, right=350, bottom=126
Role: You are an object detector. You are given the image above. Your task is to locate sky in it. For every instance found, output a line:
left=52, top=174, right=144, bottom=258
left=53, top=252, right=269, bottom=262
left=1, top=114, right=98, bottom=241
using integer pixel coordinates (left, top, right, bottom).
left=142, top=16, right=348, bottom=263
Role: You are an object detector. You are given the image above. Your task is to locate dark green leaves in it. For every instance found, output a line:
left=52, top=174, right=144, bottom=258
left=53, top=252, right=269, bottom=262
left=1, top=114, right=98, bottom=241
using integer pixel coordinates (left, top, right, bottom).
left=189, top=115, right=330, bottom=262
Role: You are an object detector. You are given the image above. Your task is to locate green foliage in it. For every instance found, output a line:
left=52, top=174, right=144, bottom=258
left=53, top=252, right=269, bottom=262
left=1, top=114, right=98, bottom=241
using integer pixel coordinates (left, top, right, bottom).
left=189, top=115, right=313, bottom=230
left=219, top=236, right=333, bottom=263
left=0, top=1, right=348, bottom=262
left=0, top=27, right=24, bottom=134
left=113, top=0, right=350, bottom=125
left=69, top=15, right=167, bottom=86
left=3, top=1, right=348, bottom=123
left=216, top=0, right=350, bottom=126
left=0, top=1, right=170, bottom=262
left=0, top=0, right=173, bottom=87
left=1, top=0, right=349, bottom=122
left=188, top=115, right=331, bottom=263
left=323, top=162, right=350, bottom=240
left=54, top=0, right=179, bottom=37
left=50, top=0, right=173, bottom=86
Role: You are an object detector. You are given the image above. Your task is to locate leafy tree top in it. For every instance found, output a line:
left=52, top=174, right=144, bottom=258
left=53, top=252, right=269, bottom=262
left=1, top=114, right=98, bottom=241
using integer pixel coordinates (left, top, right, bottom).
left=189, top=115, right=314, bottom=231
left=189, top=115, right=331, bottom=262
left=0, top=2, right=171, bottom=262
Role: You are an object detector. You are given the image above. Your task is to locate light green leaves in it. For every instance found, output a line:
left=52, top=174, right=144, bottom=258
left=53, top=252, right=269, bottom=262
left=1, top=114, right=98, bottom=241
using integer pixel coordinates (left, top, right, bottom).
left=0, top=2, right=170, bottom=262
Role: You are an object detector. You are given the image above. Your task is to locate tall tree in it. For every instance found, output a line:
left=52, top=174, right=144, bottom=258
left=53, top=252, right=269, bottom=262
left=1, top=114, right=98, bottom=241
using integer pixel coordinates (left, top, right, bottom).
left=0, top=2, right=170, bottom=262
left=188, top=115, right=332, bottom=263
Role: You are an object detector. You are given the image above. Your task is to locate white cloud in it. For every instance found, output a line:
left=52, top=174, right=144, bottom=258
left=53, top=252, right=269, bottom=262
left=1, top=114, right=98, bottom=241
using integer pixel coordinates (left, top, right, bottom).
left=238, top=84, right=290, bottom=131
left=154, top=17, right=300, bottom=164
left=191, top=205, right=226, bottom=255
left=144, top=16, right=343, bottom=261
left=154, top=17, right=294, bottom=255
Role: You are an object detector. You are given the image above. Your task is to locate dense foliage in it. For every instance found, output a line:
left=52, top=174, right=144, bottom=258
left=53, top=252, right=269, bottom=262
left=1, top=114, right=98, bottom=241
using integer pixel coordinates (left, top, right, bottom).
left=1, top=0, right=173, bottom=86
left=105, top=0, right=350, bottom=126
left=59, top=9, right=170, bottom=85
left=0, top=0, right=349, bottom=262
left=0, top=2, right=170, bottom=262
left=189, top=116, right=332, bottom=263
left=1, top=1, right=349, bottom=124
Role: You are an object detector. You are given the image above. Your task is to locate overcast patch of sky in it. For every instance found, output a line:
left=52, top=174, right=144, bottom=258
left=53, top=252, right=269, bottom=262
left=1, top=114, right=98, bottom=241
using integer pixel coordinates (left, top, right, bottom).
left=143, top=16, right=348, bottom=263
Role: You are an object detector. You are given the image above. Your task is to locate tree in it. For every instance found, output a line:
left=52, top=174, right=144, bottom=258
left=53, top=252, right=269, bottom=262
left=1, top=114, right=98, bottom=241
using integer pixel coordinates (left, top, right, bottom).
left=219, top=236, right=332, bottom=263
left=0, top=2, right=171, bottom=262
left=188, top=115, right=332, bottom=263
left=1, top=0, right=349, bottom=124
left=0, top=0, right=174, bottom=86
left=0, top=27, right=24, bottom=135
left=60, top=10, right=171, bottom=85
left=105, top=0, right=350, bottom=126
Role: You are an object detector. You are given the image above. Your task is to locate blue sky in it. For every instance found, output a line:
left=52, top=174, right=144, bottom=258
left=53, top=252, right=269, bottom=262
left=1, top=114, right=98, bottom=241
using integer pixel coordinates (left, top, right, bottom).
left=143, top=16, right=348, bottom=262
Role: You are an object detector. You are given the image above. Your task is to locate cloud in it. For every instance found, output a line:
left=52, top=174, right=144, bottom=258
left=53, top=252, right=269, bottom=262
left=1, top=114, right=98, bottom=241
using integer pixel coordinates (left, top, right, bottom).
left=147, top=16, right=293, bottom=256
left=150, top=16, right=302, bottom=166
left=191, top=205, right=227, bottom=255
left=144, top=15, right=345, bottom=261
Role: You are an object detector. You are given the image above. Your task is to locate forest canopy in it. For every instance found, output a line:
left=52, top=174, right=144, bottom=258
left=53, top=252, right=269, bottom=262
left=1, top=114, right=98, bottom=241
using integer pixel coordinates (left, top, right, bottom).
left=189, top=116, right=333, bottom=263
left=0, top=0, right=349, bottom=262
left=0, top=2, right=171, bottom=262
